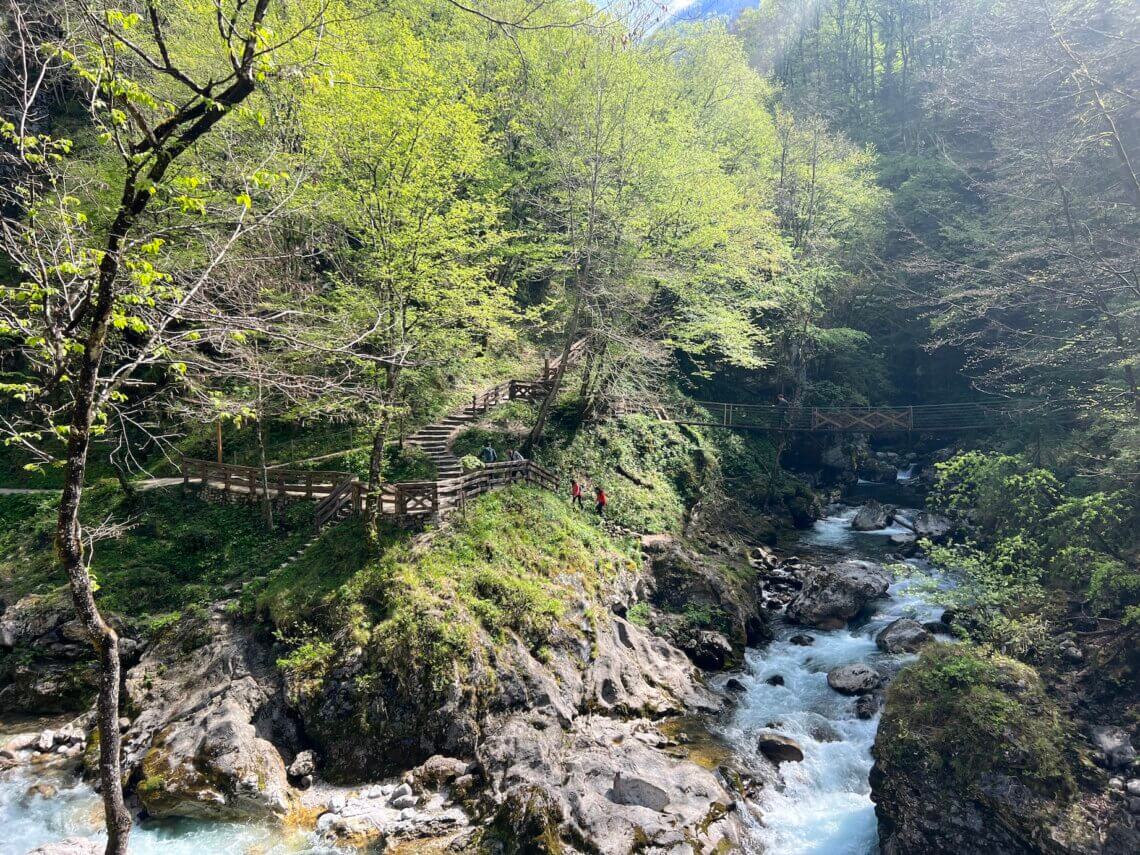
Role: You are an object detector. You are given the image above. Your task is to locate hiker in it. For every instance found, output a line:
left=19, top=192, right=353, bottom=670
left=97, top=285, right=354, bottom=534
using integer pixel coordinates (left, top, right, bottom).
left=479, top=442, right=497, bottom=464
left=508, top=447, right=525, bottom=462
left=594, top=485, right=607, bottom=516
left=571, top=478, right=583, bottom=508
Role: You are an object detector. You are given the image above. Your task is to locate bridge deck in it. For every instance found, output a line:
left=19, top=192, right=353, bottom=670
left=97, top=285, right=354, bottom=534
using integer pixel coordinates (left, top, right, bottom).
left=614, top=399, right=1067, bottom=432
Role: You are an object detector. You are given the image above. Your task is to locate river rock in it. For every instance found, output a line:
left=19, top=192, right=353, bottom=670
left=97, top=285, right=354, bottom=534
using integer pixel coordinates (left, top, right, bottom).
left=1127, top=779, right=1140, bottom=797
left=851, top=501, right=894, bottom=531
left=854, top=694, right=881, bottom=719
left=725, top=677, right=747, bottom=693
left=786, top=560, right=891, bottom=629
left=120, top=606, right=299, bottom=821
left=827, top=664, right=882, bottom=695
left=1090, top=725, right=1136, bottom=770
left=789, top=634, right=815, bottom=646
left=682, top=630, right=734, bottom=671
left=913, top=512, right=952, bottom=541
left=758, top=732, right=804, bottom=764
left=26, top=838, right=101, bottom=855
left=766, top=674, right=785, bottom=686
left=876, top=619, right=934, bottom=654
left=923, top=620, right=952, bottom=636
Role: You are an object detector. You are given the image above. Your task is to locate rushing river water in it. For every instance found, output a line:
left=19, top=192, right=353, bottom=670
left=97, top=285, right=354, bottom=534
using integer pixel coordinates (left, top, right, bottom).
left=721, top=503, right=947, bottom=855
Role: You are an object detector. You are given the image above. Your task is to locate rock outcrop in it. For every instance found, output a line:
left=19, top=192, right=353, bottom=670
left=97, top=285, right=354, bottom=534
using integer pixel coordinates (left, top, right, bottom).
left=479, top=714, right=743, bottom=852
left=639, top=535, right=769, bottom=666
left=0, top=592, right=140, bottom=713
left=786, top=560, right=891, bottom=629
left=120, top=603, right=300, bottom=821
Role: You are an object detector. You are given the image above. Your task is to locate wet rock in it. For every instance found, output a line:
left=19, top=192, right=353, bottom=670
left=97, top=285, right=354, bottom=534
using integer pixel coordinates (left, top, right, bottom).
left=912, top=512, right=952, bottom=541
left=390, top=794, right=418, bottom=809
left=1127, top=779, right=1140, bottom=797
left=758, top=733, right=804, bottom=764
left=611, top=772, right=669, bottom=811
left=854, top=694, right=881, bottom=719
left=480, top=714, right=741, bottom=852
left=725, top=678, right=747, bottom=693
left=1090, top=726, right=1136, bottom=770
left=789, top=634, right=815, bottom=646
left=765, top=674, right=785, bottom=686
left=827, top=664, right=882, bottom=696
left=35, top=729, right=55, bottom=752
left=26, top=782, right=58, bottom=799
left=787, top=560, right=891, bottom=629
left=875, top=619, right=934, bottom=654
left=682, top=630, right=734, bottom=671
left=923, top=621, right=952, bottom=636
left=26, top=838, right=101, bottom=855
left=851, top=501, right=894, bottom=531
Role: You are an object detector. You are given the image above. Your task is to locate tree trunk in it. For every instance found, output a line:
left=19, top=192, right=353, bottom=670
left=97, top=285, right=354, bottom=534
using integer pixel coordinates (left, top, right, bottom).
left=524, top=294, right=581, bottom=455
left=56, top=234, right=133, bottom=855
left=365, top=414, right=390, bottom=539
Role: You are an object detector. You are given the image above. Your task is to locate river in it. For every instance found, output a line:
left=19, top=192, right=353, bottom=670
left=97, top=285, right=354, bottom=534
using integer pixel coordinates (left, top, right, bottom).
left=720, top=500, right=948, bottom=855
left=4, top=495, right=944, bottom=854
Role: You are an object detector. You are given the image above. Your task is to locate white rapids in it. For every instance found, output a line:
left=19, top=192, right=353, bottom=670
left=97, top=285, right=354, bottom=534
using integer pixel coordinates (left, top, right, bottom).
left=721, top=507, right=947, bottom=855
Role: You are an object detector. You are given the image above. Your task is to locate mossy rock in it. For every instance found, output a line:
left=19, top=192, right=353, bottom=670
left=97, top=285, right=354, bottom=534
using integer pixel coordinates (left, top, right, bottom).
left=876, top=644, right=1075, bottom=798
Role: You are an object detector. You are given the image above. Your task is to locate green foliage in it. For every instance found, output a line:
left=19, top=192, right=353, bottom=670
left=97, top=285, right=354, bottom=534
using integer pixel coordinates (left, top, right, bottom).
left=0, top=486, right=312, bottom=619
left=880, top=645, right=1075, bottom=799
left=269, top=486, right=636, bottom=704
left=627, top=602, right=651, bottom=627
left=925, top=453, right=1138, bottom=650
left=539, top=415, right=712, bottom=534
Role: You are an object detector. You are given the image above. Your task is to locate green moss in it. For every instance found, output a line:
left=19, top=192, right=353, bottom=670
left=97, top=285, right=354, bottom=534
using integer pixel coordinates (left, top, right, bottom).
left=879, top=644, right=1075, bottom=799
left=627, top=602, right=651, bottom=626
left=537, top=415, right=711, bottom=534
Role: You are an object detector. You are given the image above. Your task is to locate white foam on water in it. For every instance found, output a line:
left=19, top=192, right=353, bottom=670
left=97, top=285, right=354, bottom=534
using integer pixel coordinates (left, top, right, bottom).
left=0, top=765, right=336, bottom=854
left=726, top=506, right=947, bottom=854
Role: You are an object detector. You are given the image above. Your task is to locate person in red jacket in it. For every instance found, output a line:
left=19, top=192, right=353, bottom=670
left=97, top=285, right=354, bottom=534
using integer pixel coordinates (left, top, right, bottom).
left=594, top=486, right=607, bottom=516
left=570, top=479, right=583, bottom=508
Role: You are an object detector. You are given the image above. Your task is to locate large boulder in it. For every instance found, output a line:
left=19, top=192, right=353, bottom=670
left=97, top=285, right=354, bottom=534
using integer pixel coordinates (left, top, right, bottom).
left=827, top=664, right=882, bottom=696
left=786, top=560, right=891, bottom=629
left=852, top=501, right=894, bottom=531
left=913, top=512, right=953, bottom=541
left=121, top=604, right=299, bottom=821
left=758, top=733, right=804, bottom=765
left=876, top=619, right=934, bottom=654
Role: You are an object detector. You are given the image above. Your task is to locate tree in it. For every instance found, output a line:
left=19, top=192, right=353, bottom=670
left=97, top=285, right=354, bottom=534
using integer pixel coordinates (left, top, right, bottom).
left=0, top=2, right=323, bottom=850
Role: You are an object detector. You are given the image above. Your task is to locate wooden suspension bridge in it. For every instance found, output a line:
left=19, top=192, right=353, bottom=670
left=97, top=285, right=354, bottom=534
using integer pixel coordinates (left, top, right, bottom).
left=613, top=398, right=1073, bottom=433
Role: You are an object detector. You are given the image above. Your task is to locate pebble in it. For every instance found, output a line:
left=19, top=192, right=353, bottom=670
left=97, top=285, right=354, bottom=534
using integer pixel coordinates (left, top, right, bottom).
left=316, top=812, right=336, bottom=833
left=389, top=782, right=412, bottom=801
left=327, top=794, right=346, bottom=813
left=363, top=785, right=384, bottom=799
left=1109, top=777, right=1125, bottom=792
left=35, top=731, right=54, bottom=753
left=399, top=807, right=416, bottom=820
left=391, top=794, right=417, bottom=810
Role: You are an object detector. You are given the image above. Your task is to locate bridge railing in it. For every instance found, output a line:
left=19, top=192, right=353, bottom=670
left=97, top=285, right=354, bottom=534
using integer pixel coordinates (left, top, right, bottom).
left=610, top=398, right=1059, bottom=432
left=181, top=457, right=356, bottom=499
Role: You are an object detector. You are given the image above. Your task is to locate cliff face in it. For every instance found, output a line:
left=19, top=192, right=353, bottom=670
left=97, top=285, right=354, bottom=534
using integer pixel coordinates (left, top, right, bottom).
left=871, top=645, right=1140, bottom=855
